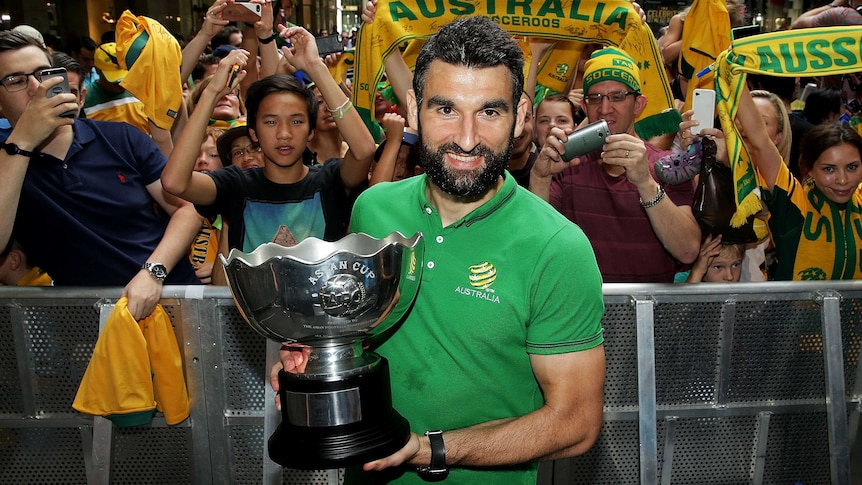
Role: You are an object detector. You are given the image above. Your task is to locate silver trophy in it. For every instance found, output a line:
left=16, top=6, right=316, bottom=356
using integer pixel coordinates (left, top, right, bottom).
left=220, top=232, right=424, bottom=469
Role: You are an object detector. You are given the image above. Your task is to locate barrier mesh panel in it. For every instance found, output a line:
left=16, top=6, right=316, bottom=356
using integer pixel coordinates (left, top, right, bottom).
left=229, top=424, right=265, bottom=485
left=602, top=302, right=638, bottom=409
left=763, top=412, right=830, bottom=485
left=24, top=304, right=98, bottom=414
left=0, top=427, right=87, bottom=484
left=729, top=300, right=825, bottom=403
left=220, top=305, right=266, bottom=414
left=659, top=416, right=757, bottom=484
left=655, top=301, right=723, bottom=406
left=0, top=306, right=23, bottom=414
left=112, top=427, right=193, bottom=483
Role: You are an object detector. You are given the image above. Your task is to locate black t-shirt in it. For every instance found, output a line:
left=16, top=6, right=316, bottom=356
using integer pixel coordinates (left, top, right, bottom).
left=200, top=160, right=354, bottom=252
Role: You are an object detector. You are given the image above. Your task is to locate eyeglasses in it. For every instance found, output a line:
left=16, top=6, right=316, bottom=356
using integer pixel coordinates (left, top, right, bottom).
left=584, top=91, right=639, bottom=105
left=231, top=144, right=262, bottom=159
left=0, top=68, right=50, bottom=93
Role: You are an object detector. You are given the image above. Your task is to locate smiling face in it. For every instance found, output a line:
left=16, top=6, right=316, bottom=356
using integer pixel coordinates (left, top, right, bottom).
left=212, top=89, right=241, bottom=121
left=809, top=142, right=862, bottom=204
left=409, top=61, right=521, bottom=199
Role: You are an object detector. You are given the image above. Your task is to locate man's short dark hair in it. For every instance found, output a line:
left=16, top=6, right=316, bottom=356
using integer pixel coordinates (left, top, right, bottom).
left=412, top=17, right=524, bottom=109
left=192, top=54, right=220, bottom=83
left=67, top=35, right=96, bottom=55
left=0, top=30, right=50, bottom=58
left=212, top=26, right=241, bottom=50
left=245, top=74, right=318, bottom=132
left=51, top=52, right=86, bottom=81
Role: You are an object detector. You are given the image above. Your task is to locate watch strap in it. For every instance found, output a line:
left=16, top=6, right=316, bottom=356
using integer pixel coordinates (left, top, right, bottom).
left=417, top=430, right=448, bottom=481
left=2, top=142, right=35, bottom=157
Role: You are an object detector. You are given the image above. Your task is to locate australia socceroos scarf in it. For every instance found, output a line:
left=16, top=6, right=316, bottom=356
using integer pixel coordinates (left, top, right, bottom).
left=715, top=26, right=862, bottom=226
left=354, top=0, right=680, bottom=141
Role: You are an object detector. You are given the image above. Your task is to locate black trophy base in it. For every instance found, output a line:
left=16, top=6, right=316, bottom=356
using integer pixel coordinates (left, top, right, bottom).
left=269, top=356, right=410, bottom=469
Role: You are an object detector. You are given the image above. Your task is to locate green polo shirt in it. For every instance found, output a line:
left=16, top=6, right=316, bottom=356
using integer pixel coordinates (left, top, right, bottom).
left=348, top=173, right=604, bottom=484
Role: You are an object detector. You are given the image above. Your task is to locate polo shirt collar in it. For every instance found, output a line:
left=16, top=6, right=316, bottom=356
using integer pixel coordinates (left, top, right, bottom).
left=418, top=171, right=517, bottom=228
left=66, top=120, right=96, bottom=159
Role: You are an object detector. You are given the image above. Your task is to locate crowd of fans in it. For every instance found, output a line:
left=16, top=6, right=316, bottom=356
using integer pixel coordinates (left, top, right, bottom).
left=2, top=0, right=862, bottom=296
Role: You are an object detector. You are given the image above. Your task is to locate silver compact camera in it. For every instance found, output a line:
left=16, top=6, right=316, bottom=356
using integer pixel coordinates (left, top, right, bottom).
left=563, top=120, right=610, bottom=161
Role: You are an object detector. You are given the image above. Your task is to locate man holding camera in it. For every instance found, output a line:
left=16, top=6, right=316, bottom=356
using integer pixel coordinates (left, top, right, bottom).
left=0, top=31, right=201, bottom=319
left=530, top=47, right=700, bottom=283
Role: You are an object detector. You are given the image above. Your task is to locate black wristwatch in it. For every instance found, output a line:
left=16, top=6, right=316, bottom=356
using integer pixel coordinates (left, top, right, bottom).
left=2, top=142, right=35, bottom=157
left=142, top=262, right=168, bottom=282
left=258, top=32, right=277, bottom=44
left=417, top=430, right=448, bottom=481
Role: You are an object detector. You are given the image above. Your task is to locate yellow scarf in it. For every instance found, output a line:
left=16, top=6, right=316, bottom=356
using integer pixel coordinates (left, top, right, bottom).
left=678, top=0, right=730, bottom=111
left=355, top=0, right=680, bottom=140
left=715, top=26, right=862, bottom=226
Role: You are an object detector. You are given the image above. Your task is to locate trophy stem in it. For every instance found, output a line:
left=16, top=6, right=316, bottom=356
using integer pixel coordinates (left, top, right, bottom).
left=271, top=354, right=410, bottom=469
left=302, top=340, right=376, bottom=378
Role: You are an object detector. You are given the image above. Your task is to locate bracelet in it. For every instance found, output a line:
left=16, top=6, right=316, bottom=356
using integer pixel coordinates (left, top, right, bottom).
left=640, top=183, right=666, bottom=209
left=258, top=33, right=277, bottom=44
left=327, top=99, right=353, bottom=119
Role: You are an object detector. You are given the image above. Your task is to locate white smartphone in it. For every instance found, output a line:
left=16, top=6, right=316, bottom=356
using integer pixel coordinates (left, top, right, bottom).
left=691, top=88, right=716, bottom=136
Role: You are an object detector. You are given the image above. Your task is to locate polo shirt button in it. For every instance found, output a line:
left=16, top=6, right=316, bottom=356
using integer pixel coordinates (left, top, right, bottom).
left=425, top=207, right=432, bottom=214
left=435, top=236, right=443, bottom=243
left=427, top=261, right=435, bottom=269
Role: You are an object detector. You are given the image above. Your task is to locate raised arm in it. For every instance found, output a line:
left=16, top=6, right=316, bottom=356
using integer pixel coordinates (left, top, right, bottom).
left=162, top=49, right=250, bottom=204
left=369, top=113, right=406, bottom=185
left=181, top=0, right=229, bottom=83
left=362, top=0, right=413, bottom=108
left=734, top=85, right=783, bottom=191
left=281, top=26, right=375, bottom=189
left=0, top=77, right=77, bottom=251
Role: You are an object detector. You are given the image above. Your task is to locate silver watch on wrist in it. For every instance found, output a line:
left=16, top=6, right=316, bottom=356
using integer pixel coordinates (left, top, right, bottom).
left=142, top=262, right=168, bottom=282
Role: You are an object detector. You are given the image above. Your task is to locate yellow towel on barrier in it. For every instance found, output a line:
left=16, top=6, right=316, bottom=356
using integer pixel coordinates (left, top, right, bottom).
left=354, top=0, right=680, bottom=141
left=714, top=26, right=862, bottom=226
left=115, top=10, right=183, bottom=130
left=73, top=297, right=190, bottom=426
left=678, top=0, right=730, bottom=111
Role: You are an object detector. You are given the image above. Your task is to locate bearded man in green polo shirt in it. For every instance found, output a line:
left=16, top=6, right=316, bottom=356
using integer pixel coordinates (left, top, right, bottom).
left=274, top=16, right=606, bottom=485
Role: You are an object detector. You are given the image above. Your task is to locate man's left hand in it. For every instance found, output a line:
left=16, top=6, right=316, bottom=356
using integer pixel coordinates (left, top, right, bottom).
left=362, top=432, right=422, bottom=472
left=122, top=270, right=163, bottom=321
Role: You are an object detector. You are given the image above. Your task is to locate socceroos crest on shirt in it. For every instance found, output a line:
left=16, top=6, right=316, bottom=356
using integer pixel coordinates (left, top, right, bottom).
left=454, top=261, right=500, bottom=303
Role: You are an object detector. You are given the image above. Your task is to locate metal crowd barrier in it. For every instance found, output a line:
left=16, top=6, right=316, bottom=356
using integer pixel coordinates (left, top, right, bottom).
left=0, top=282, right=860, bottom=484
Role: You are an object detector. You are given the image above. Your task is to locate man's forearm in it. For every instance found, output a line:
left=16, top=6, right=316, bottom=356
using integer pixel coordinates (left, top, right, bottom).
left=148, top=203, right=201, bottom=273
left=638, top=181, right=701, bottom=263
left=0, top=151, right=29, bottom=251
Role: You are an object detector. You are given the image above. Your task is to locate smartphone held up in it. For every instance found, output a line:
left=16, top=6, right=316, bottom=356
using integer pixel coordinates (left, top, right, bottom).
left=41, top=67, right=76, bottom=118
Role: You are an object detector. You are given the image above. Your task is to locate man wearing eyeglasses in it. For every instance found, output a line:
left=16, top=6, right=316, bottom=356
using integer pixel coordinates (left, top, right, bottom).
left=0, top=31, right=201, bottom=319
left=530, top=47, right=700, bottom=283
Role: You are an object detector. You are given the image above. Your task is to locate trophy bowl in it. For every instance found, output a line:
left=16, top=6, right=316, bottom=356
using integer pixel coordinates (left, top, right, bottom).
left=221, top=232, right=424, bottom=469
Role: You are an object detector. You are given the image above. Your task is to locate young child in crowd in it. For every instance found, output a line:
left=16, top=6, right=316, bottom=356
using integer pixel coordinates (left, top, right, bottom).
left=675, top=235, right=744, bottom=283
left=533, top=93, right=579, bottom=147
left=0, top=239, right=53, bottom=286
left=161, top=27, right=375, bottom=253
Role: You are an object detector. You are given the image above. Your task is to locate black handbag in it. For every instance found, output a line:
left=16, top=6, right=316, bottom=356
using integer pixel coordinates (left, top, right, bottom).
left=691, top=137, right=759, bottom=245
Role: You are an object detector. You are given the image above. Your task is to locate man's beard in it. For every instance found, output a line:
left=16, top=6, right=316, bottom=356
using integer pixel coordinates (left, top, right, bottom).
left=418, top=139, right=512, bottom=200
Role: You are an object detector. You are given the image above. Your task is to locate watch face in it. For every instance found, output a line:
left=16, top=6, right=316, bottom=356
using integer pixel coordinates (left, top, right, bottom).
left=147, top=263, right=168, bottom=280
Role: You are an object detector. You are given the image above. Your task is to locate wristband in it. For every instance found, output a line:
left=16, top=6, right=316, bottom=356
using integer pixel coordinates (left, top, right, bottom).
left=1, top=142, right=35, bottom=157
left=258, top=33, right=277, bottom=44
left=640, top=183, right=666, bottom=209
left=402, top=132, right=419, bottom=146
left=327, top=99, right=353, bottom=119
left=417, top=430, right=448, bottom=481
